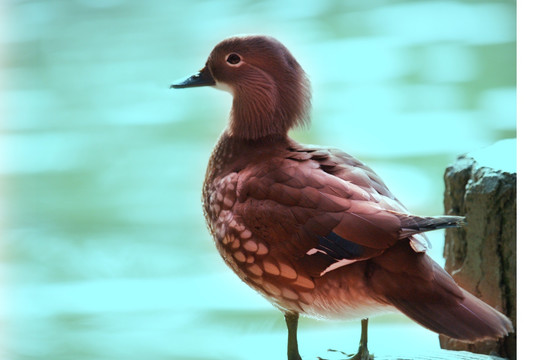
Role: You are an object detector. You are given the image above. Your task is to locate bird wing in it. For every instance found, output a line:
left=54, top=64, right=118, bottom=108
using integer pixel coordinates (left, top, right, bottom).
left=230, top=146, right=462, bottom=277
left=286, top=144, right=464, bottom=252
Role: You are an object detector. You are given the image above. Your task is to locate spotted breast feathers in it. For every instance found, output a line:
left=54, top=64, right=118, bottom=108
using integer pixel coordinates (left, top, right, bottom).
left=203, top=136, right=442, bottom=284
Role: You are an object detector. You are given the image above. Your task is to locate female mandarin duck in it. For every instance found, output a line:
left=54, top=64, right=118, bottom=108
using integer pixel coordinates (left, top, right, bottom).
left=171, top=35, right=512, bottom=360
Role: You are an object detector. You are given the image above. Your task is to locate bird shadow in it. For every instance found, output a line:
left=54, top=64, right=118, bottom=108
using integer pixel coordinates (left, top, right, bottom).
left=317, top=348, right=374, bottom=360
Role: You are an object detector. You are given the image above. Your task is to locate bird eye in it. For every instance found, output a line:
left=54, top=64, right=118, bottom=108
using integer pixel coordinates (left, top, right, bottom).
left=226, top=53, right=241, bottom=65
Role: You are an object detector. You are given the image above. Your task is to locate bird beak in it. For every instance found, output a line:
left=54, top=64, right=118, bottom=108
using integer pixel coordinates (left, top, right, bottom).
left=170, top=66, right=216, bottom=89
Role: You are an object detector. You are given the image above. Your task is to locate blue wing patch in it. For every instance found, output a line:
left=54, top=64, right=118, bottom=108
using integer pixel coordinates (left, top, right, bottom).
left=312, top=231, right=365, bottom=260
left=302, top=231, right=367, bottom=276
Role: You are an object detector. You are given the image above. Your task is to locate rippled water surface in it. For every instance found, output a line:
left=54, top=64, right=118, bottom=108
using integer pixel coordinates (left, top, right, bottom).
left=1, top=1, right=515, bottom=359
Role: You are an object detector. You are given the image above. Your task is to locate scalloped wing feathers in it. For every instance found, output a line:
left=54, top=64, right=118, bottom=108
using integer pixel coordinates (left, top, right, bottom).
left=229, top=142, right=460, bottom=276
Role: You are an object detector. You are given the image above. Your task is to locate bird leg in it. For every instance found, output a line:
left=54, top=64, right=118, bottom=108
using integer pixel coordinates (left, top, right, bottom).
left=318, top=318, right=374, bottom=360
left=348, top=318, right=373, bottom=360
left=285, top=311, right=303, bottom=360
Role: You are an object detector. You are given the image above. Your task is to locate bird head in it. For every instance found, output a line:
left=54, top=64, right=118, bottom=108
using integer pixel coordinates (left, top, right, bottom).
left=172, top=36, right=311, bottom=139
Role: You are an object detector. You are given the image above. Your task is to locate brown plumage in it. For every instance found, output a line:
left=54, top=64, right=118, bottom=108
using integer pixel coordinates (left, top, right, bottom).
left=171, top=35, right=512, bottom=360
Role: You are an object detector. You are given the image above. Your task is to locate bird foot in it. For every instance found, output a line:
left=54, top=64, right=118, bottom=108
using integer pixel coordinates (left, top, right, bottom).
left=347, top=347, right=374, bottom=360
left=317, top=348, right=374, bottom=360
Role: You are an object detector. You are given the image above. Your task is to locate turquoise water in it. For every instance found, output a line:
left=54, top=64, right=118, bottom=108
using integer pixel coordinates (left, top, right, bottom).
left=1, top=1, right=515, bottom=359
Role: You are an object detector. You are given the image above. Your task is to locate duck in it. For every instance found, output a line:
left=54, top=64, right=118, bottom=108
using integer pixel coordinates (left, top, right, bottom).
left=171, top=35, right=513, bottom=360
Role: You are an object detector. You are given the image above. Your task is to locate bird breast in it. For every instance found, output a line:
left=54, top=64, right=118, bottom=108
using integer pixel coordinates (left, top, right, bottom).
left=203, top=171, right=394, bottom=320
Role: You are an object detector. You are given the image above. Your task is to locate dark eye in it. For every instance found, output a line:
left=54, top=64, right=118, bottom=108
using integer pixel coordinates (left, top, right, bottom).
left=226, top=53, right=241, bottom=65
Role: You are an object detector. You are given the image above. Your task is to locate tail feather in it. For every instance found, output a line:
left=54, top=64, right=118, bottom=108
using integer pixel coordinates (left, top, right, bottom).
left=371, top=241, right=512, bottom=342
left=396, top=214, right=466, bottom=239
left=390, top=288, right=513, bottom=341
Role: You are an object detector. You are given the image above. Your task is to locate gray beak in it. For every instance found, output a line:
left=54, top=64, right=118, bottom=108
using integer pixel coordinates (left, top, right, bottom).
left=170, top=66, right=215, bottom=89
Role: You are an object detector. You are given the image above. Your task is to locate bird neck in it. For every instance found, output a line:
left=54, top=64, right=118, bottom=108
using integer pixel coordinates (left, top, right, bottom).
left=226, top=71, right=311, bottom=140
left=228, top=75, right=284, bottom=139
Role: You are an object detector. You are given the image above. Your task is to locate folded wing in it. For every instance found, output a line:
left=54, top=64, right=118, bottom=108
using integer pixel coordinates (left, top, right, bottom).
left=233, top=145, right=463, bottom=277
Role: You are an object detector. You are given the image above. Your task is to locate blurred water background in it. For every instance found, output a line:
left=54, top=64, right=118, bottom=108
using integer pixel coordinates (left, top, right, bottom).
left=1, top=1, right=515, bottom=359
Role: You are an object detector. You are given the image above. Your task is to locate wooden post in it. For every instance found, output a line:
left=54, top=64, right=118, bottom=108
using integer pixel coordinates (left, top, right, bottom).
left=440, top=140, right=516, bottom=359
